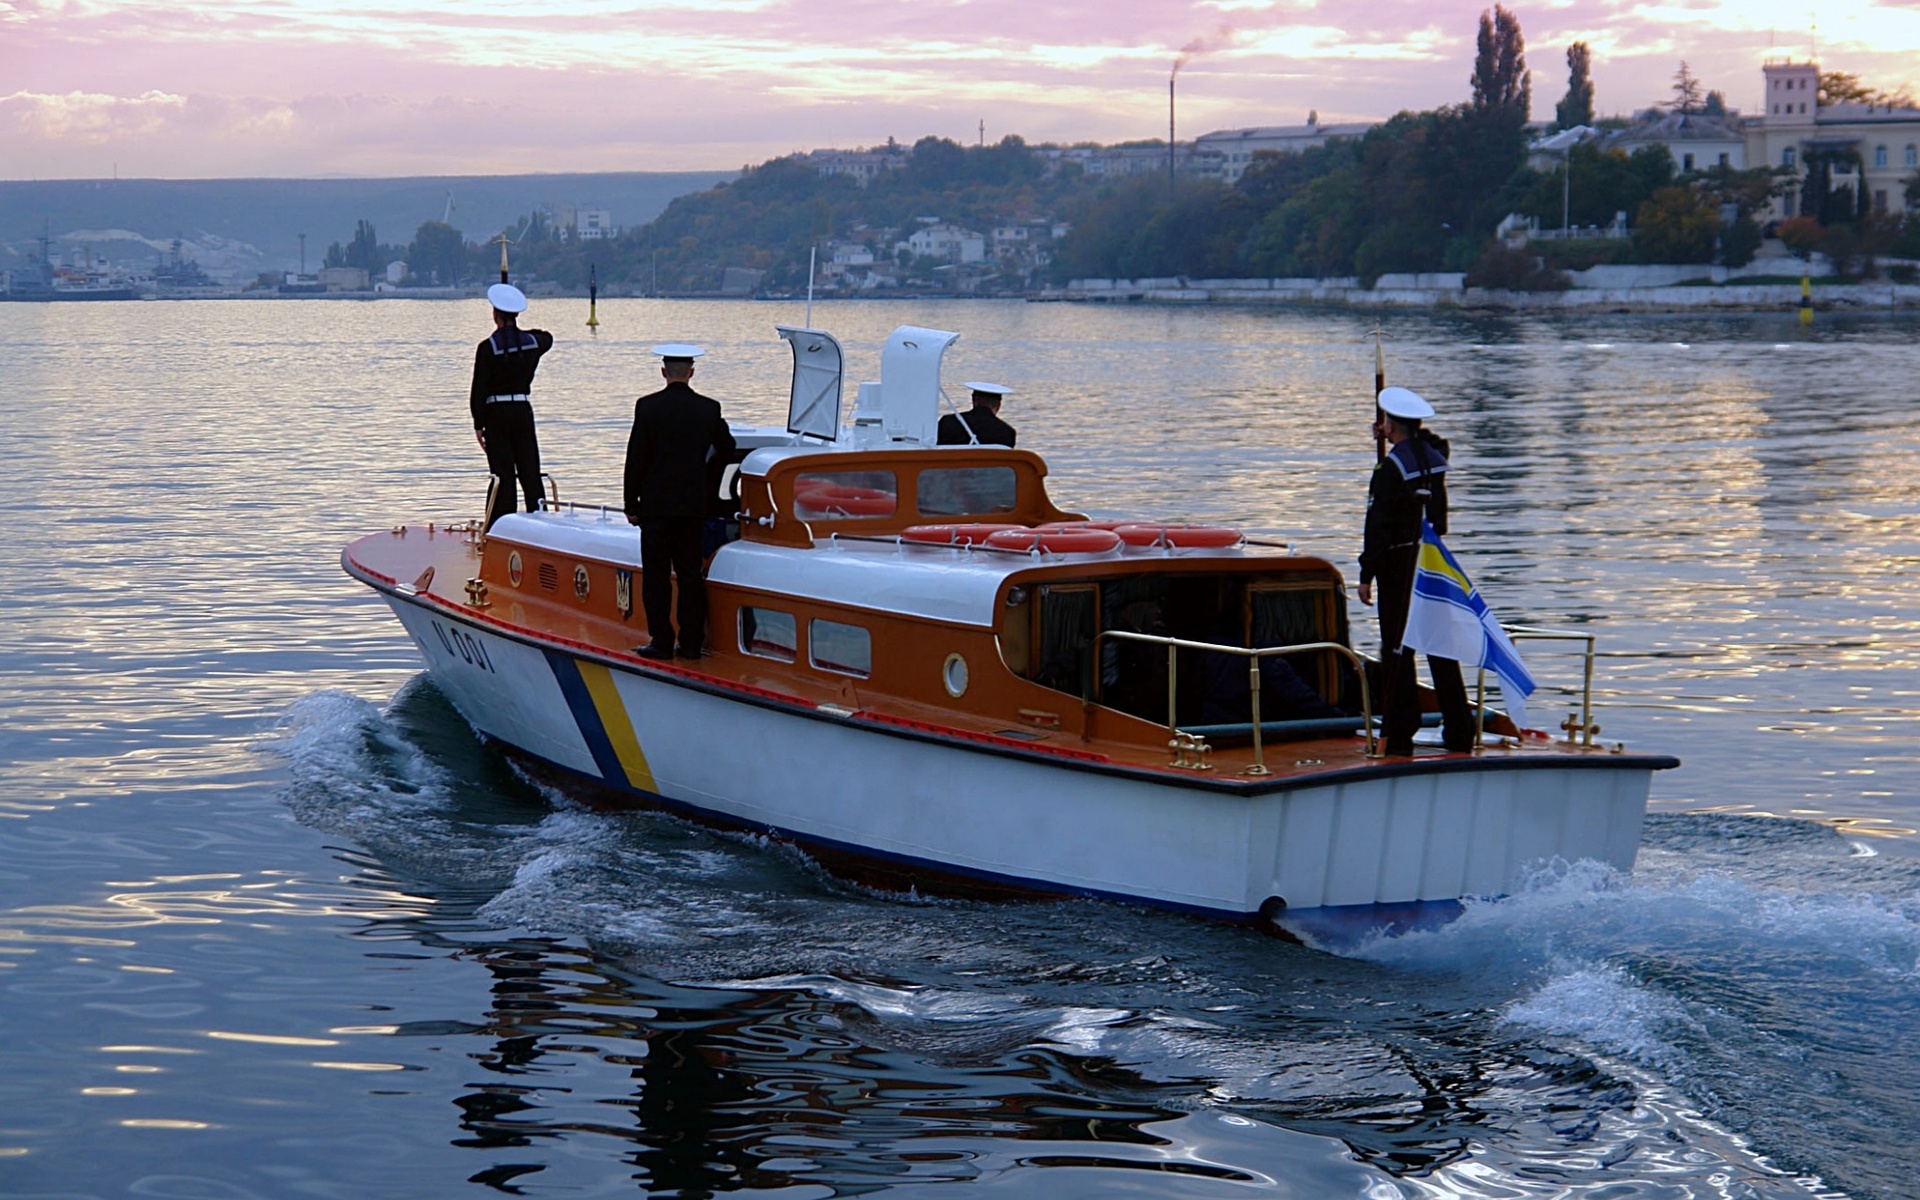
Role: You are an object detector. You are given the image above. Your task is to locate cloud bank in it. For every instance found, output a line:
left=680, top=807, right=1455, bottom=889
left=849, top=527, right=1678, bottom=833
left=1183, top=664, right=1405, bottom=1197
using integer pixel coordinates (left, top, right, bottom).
left=3, top=0, right=1917, bottom=178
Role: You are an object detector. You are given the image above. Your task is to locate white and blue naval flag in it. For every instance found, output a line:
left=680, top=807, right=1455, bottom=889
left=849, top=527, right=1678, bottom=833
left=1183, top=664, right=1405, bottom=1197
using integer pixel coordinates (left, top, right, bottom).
left=1401, top=521, right=1537, bottom=730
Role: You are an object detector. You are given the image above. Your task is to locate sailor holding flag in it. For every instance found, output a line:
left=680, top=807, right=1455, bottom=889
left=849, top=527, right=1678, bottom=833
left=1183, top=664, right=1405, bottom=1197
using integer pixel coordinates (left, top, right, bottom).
left=1357, top=386, right=1479, bottom=755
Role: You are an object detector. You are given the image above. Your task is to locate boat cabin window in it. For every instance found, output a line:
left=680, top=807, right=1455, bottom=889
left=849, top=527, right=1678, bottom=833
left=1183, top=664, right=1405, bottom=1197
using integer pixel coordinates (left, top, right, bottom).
left=1020, top=573, right=1353, bottom=730
left=916, top=466, right=1018, bottom=516
left=809, top=619, right=872, bottom=678
left=792, top=470, right=898, bottom=521
left=739, top=607, right=797, bottom=662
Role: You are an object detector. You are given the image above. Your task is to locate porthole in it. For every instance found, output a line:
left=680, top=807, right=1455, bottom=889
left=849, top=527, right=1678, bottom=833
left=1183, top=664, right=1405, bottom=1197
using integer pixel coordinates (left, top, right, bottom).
left=573, top=564, right=590, bottom=600
left=507, top=551, right=523, bottom=587
left=943, top=653, right=969, bottom=697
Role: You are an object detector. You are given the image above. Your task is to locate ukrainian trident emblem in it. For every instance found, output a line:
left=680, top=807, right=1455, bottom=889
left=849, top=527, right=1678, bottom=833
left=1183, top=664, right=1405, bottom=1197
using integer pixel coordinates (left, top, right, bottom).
left=615, top=569, right=633, bottom=619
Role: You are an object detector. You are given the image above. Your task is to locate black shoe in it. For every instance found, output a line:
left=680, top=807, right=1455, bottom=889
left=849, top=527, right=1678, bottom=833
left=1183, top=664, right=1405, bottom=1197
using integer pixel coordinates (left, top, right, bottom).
left=1383, top=741, right=1415, bottom=757
left=636, top=642, right=674, bottom=660
left=675, top=645, right=705, bottom=660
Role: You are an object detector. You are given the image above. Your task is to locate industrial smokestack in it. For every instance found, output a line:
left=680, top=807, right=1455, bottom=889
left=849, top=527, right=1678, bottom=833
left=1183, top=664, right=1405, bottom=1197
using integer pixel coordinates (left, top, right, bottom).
left=1168, top=73, right=1176, bottom=199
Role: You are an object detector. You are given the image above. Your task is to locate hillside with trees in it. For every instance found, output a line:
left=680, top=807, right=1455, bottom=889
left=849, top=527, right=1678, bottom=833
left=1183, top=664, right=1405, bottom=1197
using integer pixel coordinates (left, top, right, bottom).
left=361, top=5, right=1917, bottom=295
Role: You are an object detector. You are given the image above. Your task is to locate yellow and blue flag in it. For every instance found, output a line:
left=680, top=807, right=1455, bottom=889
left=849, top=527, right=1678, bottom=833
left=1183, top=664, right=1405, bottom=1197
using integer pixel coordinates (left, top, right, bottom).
left=1402, top=521, right=1537, bottom=730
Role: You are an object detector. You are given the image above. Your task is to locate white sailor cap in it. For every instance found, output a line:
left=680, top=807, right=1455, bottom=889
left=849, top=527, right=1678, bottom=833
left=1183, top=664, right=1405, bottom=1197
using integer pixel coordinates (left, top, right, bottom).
left=964, top=381, right=1012, bottom=396
left=1376, top=386, right=1434, bottom=420
left=487, top=283, right=528, bottom=313
left=651, top=343, right=706, bottom=361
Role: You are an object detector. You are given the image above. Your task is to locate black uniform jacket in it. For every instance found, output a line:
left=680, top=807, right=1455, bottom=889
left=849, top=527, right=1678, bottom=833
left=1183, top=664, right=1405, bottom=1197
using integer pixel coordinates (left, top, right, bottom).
left=1359, top=432, right=1449, bottom=587
left=937, top=406, right=1017, bottom=447
left=624, top=382, right=736, bottom=519
left=469, top=327, right=554, bottom=428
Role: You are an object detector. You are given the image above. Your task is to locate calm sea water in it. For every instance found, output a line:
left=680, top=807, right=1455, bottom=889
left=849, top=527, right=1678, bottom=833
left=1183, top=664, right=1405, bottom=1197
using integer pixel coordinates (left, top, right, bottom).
left=3, top=298, right=1918, bottom=1199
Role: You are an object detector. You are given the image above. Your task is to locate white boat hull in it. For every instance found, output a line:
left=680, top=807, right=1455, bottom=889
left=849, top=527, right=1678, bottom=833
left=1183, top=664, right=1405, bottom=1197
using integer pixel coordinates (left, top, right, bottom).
left=385, top=596, right=1653, bottom=931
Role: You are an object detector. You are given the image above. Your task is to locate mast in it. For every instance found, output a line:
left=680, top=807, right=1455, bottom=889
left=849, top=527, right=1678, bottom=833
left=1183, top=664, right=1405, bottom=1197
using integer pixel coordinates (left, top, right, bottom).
left=1372, top=326, right=1387, bottom=462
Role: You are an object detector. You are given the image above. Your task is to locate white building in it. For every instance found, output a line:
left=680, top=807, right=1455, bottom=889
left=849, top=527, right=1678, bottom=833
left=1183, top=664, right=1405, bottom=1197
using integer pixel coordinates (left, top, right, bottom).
left=1747, top=59, right=1920, bottom=219
left=899, top=223, right=986, bottom=264
left=1194, top=116, right=1375, bottom=183
left=1601, top=111, right=1748, bottom=173
left=804, top=147, right=906, bottom=186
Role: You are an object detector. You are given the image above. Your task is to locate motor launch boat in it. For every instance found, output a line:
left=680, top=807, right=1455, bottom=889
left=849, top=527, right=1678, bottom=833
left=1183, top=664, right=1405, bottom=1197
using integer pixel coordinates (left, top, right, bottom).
left=342, top=324, right=1677, bottom=944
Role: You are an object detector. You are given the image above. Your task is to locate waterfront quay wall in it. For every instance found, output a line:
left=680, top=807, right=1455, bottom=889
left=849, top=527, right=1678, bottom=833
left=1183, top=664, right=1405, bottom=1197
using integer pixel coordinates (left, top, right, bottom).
left=1058, top=267, right=1920, bottom=312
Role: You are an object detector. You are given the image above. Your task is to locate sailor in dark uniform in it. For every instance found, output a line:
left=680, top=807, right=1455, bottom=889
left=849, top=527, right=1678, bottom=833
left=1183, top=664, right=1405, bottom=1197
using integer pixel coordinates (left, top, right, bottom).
left=625, top=344, right=736, bottom=660
left=1357, top=386, right=1476, bottom=756
left=469, top=283, right=554, bottom=529
left=937, top=382, right=1017, bottom=447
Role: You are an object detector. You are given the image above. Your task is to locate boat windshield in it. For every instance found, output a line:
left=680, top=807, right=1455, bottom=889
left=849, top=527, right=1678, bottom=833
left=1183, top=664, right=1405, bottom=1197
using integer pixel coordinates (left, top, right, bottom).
left=916, top=466, right=1018, bottom=516
left=791, top=470, right=898, bottom=520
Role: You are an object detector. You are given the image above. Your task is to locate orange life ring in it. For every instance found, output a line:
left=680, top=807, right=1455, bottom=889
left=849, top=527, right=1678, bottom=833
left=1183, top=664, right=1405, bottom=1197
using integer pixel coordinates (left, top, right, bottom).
left=901, top=523, right=1025, bottom=546
left=795, top=483, right=895, bottom=517
left=1114, top=523, right=1243, bottom=549
left=984, top=527, right=1122, bottom=554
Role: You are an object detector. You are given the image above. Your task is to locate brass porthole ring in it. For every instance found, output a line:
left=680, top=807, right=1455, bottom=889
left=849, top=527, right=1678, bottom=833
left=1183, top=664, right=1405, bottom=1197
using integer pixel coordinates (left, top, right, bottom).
left=507, top=551, right=524, bottom=587
left=942, top=653, right=969, bottom=698
left=573, top=564, right=590, bottom=600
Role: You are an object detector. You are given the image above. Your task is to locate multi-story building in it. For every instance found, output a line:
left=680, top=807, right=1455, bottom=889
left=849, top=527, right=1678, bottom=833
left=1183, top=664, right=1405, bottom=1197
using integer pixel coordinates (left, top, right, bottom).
left=1748, top=59, right=1920, bottom=219
left=1601, top=110, right=1748, bottom=173
left=552, top=205, right=614, bottom=240
left=899, top=223, right=986, bottom=264
left=803, top=146, right=906, bottom=186
left=1194, top=115, right=1375, bottom=183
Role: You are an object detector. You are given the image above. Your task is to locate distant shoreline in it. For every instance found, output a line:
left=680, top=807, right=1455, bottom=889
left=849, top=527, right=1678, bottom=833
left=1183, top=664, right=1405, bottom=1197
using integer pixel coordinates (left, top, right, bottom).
left=1047, top=280, right=1920, bottom=313
left=8, top=280, right=1918, bottom=313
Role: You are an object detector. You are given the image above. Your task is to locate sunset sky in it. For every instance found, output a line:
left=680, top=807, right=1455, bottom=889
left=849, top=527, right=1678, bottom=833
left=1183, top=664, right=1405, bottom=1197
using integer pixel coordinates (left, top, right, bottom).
left=3, top=0, right=1918, bottom=180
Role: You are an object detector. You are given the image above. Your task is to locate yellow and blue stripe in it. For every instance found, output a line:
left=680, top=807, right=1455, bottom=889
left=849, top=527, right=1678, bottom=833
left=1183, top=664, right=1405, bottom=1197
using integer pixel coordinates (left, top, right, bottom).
left=544, top=650, right=658, bottom=792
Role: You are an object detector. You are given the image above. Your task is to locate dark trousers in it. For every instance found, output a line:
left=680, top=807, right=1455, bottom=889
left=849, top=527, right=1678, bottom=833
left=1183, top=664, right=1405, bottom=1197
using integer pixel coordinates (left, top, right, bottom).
left=481, top=401, right=542, bottom=529
left=639, top=518, right=709, bottom=651
left=1374, top=549, right=1476, bottom=753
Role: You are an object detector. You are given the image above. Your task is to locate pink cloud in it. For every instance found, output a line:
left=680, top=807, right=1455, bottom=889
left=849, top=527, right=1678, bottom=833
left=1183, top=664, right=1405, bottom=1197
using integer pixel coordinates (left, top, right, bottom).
left=4, top=0, right=1918, bottom=177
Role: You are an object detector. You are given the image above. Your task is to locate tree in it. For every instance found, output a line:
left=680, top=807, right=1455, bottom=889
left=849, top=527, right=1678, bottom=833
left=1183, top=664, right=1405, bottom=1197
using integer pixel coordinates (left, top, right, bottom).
left=1471, top=6, right=1531, bottom=117
left=1632, top=186, right=1717, bottom=263
left=1555, top=42, right=1594, bottom=129
left=1776, top=215, right=1822, bottom=260
left=407, top=220, right=466, bottom=285
left=1818, top=70, right=1918, bottom=108
left=1667, top=61, right=1703, bottom=114
left=1799, top=145, right=1868, bottom=226
left=1702, top=90, right=1727, bottom=116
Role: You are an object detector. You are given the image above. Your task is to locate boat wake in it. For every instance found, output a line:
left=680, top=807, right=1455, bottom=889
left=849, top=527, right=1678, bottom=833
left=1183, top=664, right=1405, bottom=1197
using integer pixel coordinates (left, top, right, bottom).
left=1346, top=817, right=1920, bottom=1198
left=269, top=683, right=1903, bottom=1198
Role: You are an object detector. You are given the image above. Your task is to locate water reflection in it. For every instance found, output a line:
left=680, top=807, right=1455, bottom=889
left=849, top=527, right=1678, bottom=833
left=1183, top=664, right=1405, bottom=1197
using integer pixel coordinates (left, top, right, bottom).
left=7, top=300, right=1920, bottom=1198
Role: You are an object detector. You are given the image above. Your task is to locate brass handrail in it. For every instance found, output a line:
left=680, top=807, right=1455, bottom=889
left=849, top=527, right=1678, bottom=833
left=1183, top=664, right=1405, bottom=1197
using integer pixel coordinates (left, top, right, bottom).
left=1499, top=626, right=1599, bottom=745
left=1088, top=631, right=1375, bottom=772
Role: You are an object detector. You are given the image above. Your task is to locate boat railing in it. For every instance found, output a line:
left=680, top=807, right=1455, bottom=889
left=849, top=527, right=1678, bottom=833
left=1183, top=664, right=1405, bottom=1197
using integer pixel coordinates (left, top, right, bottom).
left=477, top=473, right=563, bottom=549
left=1500, top=627, right=1600, bottom=745
left=1089, top=631, right=1376, bottom=774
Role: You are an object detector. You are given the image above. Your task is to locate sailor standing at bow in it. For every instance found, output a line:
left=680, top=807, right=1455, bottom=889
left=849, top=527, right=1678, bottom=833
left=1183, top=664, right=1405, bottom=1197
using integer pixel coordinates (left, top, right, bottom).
left=469, top=283, right=554, bottom=529
left=1356, top=386, right=1476, bottom=756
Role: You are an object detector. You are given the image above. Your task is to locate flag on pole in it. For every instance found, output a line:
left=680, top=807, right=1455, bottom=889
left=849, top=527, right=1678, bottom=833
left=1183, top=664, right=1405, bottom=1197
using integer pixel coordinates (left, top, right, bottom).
left=1401, top=521, right=1537, bottom=730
